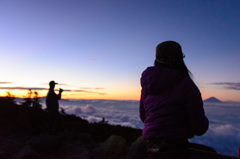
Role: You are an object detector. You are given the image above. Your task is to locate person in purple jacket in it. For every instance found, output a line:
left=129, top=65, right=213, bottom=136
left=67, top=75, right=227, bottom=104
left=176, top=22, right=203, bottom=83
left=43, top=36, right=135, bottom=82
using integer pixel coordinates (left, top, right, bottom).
left=139, top=41, right=237, bottom=159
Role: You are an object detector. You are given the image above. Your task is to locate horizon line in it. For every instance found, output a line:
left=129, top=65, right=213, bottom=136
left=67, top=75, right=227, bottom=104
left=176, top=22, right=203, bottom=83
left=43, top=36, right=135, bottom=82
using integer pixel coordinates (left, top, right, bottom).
left=1, top=96, right=240, bottom=103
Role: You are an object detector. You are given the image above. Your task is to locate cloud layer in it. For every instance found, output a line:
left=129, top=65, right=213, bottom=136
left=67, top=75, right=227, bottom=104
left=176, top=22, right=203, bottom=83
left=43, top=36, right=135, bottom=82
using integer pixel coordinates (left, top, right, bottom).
left=0, top=87, right=48, bottom=91
left=39, top=99, right=143, bottom=129
left=0, top=82, right=13, bottom=84
left=210, top=82, right=240, bottom=90
left=53, top=99, right=239, bottom=157
left=28, top=98, right=240, bottom=157
left=0, top=85, right=107, bottom=95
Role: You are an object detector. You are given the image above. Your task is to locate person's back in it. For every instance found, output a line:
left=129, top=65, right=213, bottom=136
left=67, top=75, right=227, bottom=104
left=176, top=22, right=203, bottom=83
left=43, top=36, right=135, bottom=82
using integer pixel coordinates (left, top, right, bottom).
left=140, top=65, right=208, bottom=140
left=46, top=88, right=59, bottom=113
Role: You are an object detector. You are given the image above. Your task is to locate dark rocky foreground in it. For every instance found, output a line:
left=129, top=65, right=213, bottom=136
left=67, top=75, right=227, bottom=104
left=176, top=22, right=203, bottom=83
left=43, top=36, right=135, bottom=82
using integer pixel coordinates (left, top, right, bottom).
left=0, top=97, right=147, bottom=159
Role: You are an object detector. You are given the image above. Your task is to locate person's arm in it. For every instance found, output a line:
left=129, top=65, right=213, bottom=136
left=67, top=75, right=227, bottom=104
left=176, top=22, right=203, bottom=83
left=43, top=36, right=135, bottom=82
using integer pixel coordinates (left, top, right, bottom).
left=57, top=88, right=63, bottom=100
left=183, top=78, right=209, bottom=136
left=139, top=93, right=146, bottom=122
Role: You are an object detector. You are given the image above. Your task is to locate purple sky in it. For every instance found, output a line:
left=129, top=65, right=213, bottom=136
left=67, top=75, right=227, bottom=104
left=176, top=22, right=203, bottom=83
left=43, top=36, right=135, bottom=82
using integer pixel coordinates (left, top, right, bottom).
left=0, top=0, right=240, bottom=101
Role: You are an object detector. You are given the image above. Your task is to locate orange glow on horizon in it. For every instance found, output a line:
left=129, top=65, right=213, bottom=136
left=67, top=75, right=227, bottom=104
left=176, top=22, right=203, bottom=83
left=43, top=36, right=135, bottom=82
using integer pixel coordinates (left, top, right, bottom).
left=0, top=89, right=141, bottom=101
left=1, top=87, right=239, bottom=102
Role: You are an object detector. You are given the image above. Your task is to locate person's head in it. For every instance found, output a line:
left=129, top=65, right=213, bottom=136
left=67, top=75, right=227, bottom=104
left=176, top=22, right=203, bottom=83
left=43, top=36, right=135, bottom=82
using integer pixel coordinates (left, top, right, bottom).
left=154, top=41, right=191, bottom=77
left=49, top=80, right=58, bottom=89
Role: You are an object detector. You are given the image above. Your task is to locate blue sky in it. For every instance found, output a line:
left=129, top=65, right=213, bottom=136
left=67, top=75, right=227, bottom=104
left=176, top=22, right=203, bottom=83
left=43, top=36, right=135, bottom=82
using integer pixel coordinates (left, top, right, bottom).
left=0, top=0, right=240, bottom=101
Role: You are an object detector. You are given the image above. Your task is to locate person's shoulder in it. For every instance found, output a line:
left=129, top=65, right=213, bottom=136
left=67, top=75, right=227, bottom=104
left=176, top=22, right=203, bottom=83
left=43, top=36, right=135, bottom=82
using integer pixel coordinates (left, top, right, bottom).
left=47, top=89, right=57, bottom=96
left=143, top=66, right=154, bottom=72
left=142, top=66, right=162, bottom=75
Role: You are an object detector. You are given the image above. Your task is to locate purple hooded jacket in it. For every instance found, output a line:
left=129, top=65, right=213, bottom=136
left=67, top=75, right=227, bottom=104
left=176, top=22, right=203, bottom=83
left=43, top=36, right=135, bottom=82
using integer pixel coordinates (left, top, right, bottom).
left=140, top=66, right=209, bottom=140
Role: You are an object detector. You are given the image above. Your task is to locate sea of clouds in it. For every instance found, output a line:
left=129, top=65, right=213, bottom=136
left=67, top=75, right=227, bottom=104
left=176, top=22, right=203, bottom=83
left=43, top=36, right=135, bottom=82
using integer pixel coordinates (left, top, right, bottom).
left=41, top=99, right=240, bottom=157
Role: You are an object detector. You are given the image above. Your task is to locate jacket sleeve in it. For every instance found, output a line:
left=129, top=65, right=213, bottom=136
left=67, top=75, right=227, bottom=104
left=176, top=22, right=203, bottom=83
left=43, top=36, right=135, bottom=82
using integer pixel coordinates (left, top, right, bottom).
left=139, top=94, right=146, bottom=122
left=183, top=78, right=209, bottom=136
left=57, top=92, right=62, bottom=100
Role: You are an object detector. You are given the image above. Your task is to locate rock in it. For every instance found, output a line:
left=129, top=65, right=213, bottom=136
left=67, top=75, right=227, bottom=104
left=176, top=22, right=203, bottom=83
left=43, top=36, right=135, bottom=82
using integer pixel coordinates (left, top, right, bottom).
left=98, top=135, right=127, bottom=159
left=126, top=136, right=148, bottom=159
left=0, top=150, right=11, bottom=159
left=59, top=129, right=76, bottom=141
left=13, top=145, right=41, bottom=159
left=29, top=134, right=61, bottom=153
left=79, top=148, right=106, bottom=159
left=75, top=132, right=94, bottom=143
left=60, top=130, right=93, bottom=142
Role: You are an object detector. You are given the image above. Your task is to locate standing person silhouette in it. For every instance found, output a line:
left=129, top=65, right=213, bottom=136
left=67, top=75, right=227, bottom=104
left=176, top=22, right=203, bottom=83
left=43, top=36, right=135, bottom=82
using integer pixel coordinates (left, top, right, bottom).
left=139, top=41, right=237, bottom=159
left=46, top=80, right=63, bottom=133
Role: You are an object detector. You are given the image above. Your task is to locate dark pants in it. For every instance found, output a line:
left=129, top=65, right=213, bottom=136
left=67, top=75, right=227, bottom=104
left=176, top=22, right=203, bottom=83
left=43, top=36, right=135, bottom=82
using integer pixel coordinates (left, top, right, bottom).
left=48, top=111, right=60, bottom=133
left=146, top=139, right=237, bottom=159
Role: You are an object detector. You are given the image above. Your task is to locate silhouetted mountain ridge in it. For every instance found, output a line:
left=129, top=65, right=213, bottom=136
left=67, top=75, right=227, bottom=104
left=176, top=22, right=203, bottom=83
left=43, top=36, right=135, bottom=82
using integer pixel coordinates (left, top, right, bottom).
left=0, top=97, right=143, bottom=158
left=204, top=97, right=223, bottom=103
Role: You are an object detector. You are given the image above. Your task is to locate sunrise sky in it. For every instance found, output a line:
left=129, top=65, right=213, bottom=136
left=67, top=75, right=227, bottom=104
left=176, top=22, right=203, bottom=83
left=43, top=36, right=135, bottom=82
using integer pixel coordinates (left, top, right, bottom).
left=0, top=0, right=240, bottom=101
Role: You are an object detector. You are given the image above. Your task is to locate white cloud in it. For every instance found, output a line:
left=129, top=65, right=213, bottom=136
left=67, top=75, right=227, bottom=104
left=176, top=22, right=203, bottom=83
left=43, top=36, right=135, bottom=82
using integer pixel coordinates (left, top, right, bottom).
left=73, top=107, right=83, bottom=114
left=58, top=100, right=142, bottom=129
left=120, top=114, right=130, bottom=122
left=85, top=116, right=102, bottom=123
left=82, top=104, right=97, bottom=114
left=109, top=121, right=136, bottom=128
left=211, top=124, right=240, bottom=136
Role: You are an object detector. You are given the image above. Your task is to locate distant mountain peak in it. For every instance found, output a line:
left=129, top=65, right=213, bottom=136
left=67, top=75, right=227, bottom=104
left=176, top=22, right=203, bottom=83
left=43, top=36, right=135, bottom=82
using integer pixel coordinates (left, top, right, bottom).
left=204, top=97, right=223, bottom=103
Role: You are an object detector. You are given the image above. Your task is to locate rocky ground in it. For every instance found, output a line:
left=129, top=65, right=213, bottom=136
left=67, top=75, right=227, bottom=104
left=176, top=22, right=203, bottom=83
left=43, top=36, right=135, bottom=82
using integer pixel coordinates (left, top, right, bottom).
left=0, top=97, right=146, bottom=159
left=0, top=129, right=147, bottom=159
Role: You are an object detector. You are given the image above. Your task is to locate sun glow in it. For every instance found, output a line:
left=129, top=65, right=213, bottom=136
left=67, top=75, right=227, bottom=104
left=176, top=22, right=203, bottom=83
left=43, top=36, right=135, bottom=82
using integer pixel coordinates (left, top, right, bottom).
left=0, top=87, right=141, bottom=101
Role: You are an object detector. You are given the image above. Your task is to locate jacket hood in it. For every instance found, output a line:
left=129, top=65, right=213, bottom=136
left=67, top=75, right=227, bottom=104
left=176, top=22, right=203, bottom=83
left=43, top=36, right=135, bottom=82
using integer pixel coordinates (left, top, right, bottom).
left=141, top=66, right=187, bottom=94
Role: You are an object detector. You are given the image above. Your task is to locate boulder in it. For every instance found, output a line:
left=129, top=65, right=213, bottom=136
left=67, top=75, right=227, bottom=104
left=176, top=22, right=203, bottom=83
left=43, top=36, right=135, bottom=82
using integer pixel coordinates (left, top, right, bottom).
left=126, top=136, right=148, bottom=159
left=101, top=135, right=127, bottom=159
left=29, top=135, right=61, bottom=153
left=13, top=145, right=41, bottom=159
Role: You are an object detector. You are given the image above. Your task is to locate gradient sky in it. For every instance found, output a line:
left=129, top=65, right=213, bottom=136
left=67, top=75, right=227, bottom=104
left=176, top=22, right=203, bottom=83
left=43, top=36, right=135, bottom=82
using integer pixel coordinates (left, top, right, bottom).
left=0, top=0, right=240, bottom=101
